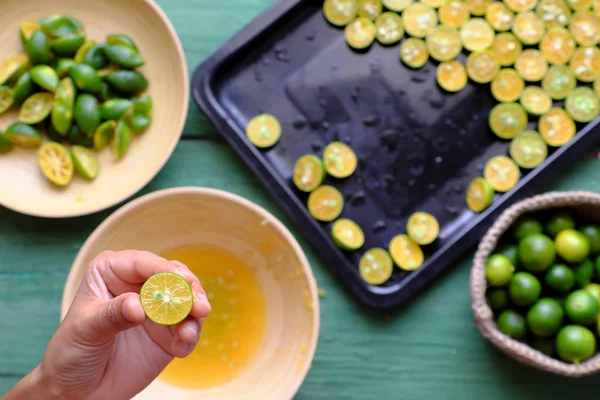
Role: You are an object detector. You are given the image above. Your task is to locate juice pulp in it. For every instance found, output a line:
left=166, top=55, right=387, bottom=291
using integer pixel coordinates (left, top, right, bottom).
left=158, top=244, right=267, bottom=390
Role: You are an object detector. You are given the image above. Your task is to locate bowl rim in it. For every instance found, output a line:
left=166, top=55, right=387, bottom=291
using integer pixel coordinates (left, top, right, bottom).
left=61, top=186, right=321, bottom=397
left=0, top=0, right=189, bottom=219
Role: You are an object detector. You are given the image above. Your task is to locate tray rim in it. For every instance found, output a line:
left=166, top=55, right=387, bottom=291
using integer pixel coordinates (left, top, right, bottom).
left=191, top=0, right=600, bottom=309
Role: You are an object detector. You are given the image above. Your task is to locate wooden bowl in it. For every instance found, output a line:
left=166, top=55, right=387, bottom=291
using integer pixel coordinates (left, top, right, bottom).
left=0, top=0, right=188, bottom=217
left=471, top=191, right=600, bottom=377
left=61, top=187, right=320, bottom=399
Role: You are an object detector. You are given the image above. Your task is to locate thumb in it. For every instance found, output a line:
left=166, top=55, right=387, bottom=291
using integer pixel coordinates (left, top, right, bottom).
left=86, top=293, right=147, bottom=341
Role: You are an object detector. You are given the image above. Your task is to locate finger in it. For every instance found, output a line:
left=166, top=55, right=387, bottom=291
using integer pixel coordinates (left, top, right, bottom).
left=81, top=293, right=146, bottom=344
left=176, top=317, right=202, bottom=344
left=89, top=250, right=198, bottom=297
left=191, top=281, right=212, bottom=319
left=171, top=318, right=204, bottom=358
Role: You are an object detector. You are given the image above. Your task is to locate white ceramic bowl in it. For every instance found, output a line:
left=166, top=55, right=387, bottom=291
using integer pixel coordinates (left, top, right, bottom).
left=61, top=187, right=320, bottom=399
left=0, top=0, right=188, bottom=217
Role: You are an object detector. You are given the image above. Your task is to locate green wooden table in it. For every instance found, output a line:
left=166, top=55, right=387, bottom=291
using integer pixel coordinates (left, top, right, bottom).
left=2, top=1, right=600, bottom=398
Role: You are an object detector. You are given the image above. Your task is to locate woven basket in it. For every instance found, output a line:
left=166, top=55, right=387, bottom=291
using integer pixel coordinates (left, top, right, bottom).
left=470, top=191, right=600, bottom=377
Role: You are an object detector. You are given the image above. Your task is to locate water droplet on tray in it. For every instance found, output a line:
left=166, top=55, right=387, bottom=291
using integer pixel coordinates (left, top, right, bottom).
left=332, top=63, right=339, bottom=70
left=372, top=220, right=386, bottom=233
left=293, top=119, right=307, bottom=129
left=428, top=183, right=436, bottom=191
left=460, top=129, right=467, bottom=136
left=434, top=156, right=443, bottom=164
left=254, top=68, right=263, bottom=82
left=342, top=136, right=352, bottom=144
left=446, top=205, right=459, bottom=214
left=476, top=163, right=484, bottom=172
left=350, top=86, right=360, bottom=102
left=410, top=164, right=424, bottom=176
left=348, top=190, right=367, bottom=206
left=321, top=121, right=330, bottom=130
left=305, top=32, right=316, bottom=41
left=311, top=141, right=323, bottom=151
left=408, top=179, right=416, bottom=187
left=363, top=114, right=380, bottom=127
left=370, top=58, right=383, bottom=72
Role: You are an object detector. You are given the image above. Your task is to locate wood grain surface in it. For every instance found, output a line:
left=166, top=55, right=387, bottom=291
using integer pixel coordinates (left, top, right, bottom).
left=2, top=0, right=600, bottom=398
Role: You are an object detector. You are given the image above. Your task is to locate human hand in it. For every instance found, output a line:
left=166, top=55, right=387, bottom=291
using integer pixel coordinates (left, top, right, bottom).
left=5, top=250, right=211, bottom=400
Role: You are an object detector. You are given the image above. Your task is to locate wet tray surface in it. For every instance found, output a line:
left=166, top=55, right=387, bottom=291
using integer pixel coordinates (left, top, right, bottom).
left=193, top=0, right=600, bottom=309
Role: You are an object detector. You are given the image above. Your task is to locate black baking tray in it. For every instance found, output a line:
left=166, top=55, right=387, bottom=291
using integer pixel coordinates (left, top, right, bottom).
left=192, top=0, right=600, bottom=309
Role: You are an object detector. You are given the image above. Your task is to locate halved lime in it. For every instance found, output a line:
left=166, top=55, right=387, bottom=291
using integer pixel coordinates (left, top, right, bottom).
left=135, top=94, right=152, bottom=117
left=0, top=86, right=14, bottom=115
left=512, top=11, right=545, bottom=45
left=403, top=3, right=438, bottom=38
left=466, top=0, right=494, bottom=16
left=536, top=0, right=571, bottom=28
left=55, top=77, right=75, bottom=107
left=426, top=25, right=462, bottom=61
left=383, top=0, right=412, bottom=11
left=505, top=0, right=537, bottom=11
left=375, top=12, right=404, bottom=45
left=359, top=248, right=393, bottom=285
left=491, top=68, right=524, bottom=102
left=19, top=92, right=53, bottom=124
left=107, top=33, right=139, bottom=51
left=484, top=155, right=520, bottom=192
left=74, top=40, right=97, bottom=64
left=100, top=99, right=133, bottom=121
left=466, top=50, right=500, bottom=83
left=570, top=46, right=600, bottom=82
left=358, top=0, right=383, bottom=19
left=37, top=141, right=74, bottom=187
left=466, top=177, right=495, bottom=212
left=515, top=49, right=548, bottom=81
left=323, top=141, right=357, bottom=179
left=25, top=30, right=51, bottom=65
left=308, top=185, right=344, bottom=222
left=509, top=130, right=548, bottom=169
left=400, top=37, right=429, bottom=68
left=436, top=60, right=468, bottom=92
left=344, top=17, right=377, bottom=49
left=491, top=32, right=523, bottom=66
left=104, top=44, right=145, bottom=69
left=485, top=2, right=515, bottom=32
left=83, top=45, right=109, bottom=70
left=0, top=55, right=28, bottom=86
left=51, top=33, right=86, bottom=57
left=20, top=21, right=40, bottom=44
left=40, top=14, right=81, bottom=37
left=389, top=234, right=424, bottom=271
left=540, top=27, right=575, bottom=65
left=94, top=120, right=117, bottom=150
left=0, top=130, right=13, bottom=152
left=331, top=218, right=365, bottom=250
left=140, top=272, right=193, bottom=326
left=439, top=0, right=470, bottom=28
left=51, top=102, right=72, bottom=136
left=55, top=58, right=76, bottom=78
left=539, top=108, right=576, bottom=147
left=323, top=0, right=358, bottom=26
left=6, top=122, right=43, bottom=148
left=565, top=86, right=600, bottom=122
left=407, top=211, right=439, bottom=245
left=520, top=86, right=552, bottom=115
left=69, top=63, right=102, bottom=93
left=569, top=11, right=600, bottom=46
left=489, top=102, right=528, bottom=139
left=71, top=145, right=99, bottom=180
left=542, top=65, right=576, bottom=100
left=111, top=120, right=132, bottom=161
left=246, top=113, right=281, bottom=148
left=293, top=154, right=325, bottom=192
left=74, top=94, right=101, bottom=135
left=460, top=18, right=495, bottom=52
left=29, top=65, right=59, bottom=92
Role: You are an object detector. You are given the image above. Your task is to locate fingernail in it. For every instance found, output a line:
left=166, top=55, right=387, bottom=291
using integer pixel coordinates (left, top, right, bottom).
left=176, top=341, right=192, bottom=357
left=184, top=321, right=199, bottom=340
left=196, top=292, right=211, bottom=309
